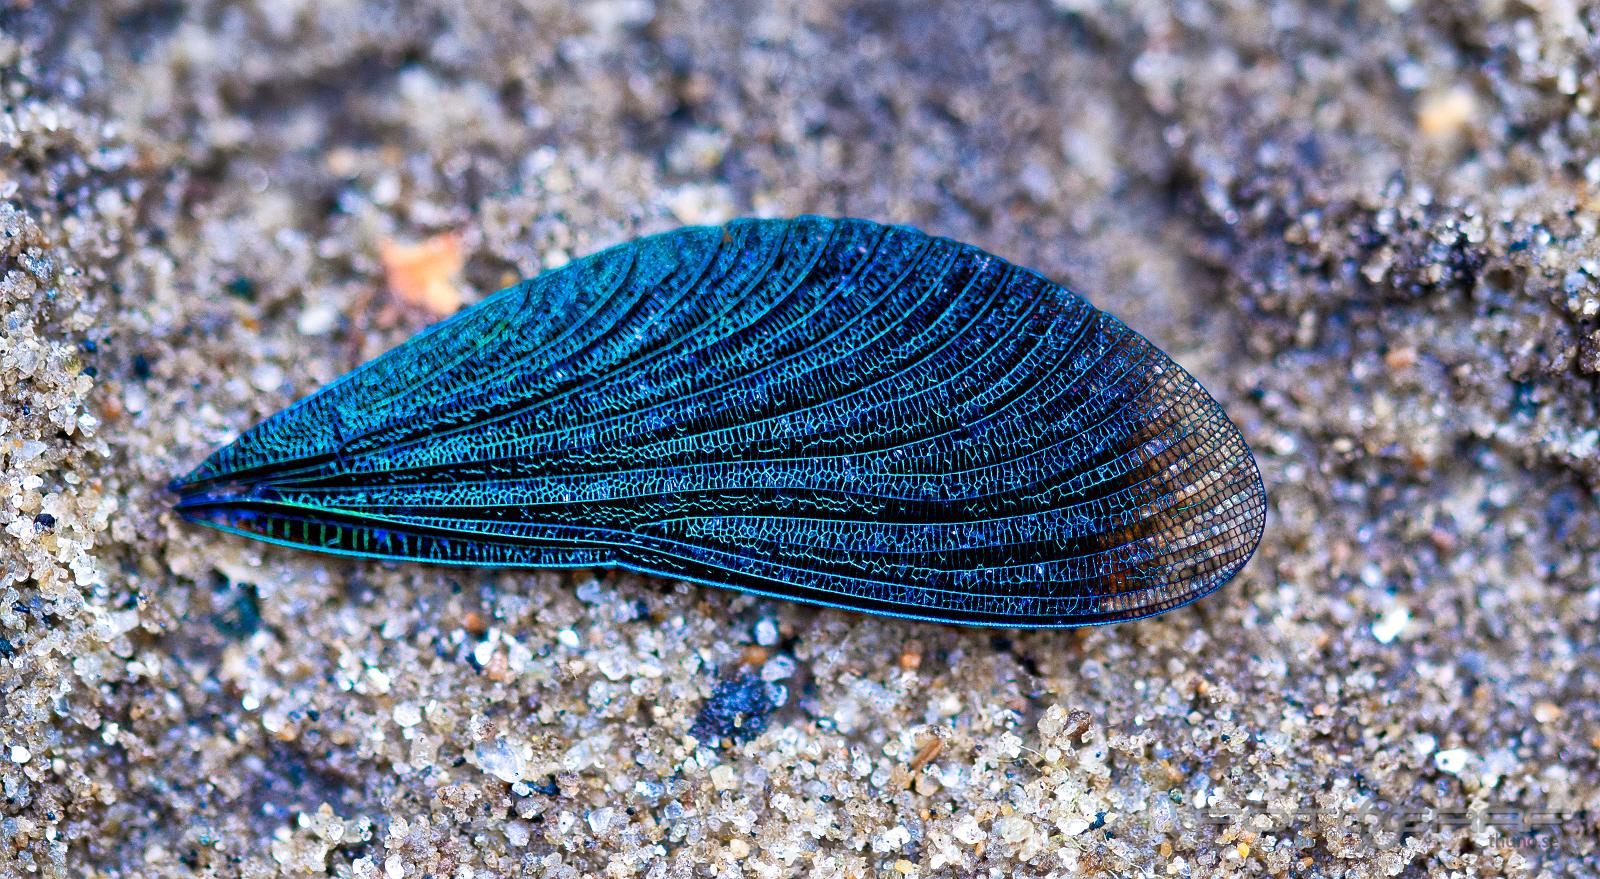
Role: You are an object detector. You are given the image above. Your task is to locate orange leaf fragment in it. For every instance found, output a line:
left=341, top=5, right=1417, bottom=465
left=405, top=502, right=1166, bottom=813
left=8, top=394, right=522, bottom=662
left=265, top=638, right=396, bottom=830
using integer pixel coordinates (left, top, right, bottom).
left=380, top=232, right=465, bottom=315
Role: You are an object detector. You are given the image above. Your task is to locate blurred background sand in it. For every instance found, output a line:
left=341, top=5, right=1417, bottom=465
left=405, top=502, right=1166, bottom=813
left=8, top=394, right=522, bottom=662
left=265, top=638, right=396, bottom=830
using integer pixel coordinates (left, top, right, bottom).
left=1, top=1, right=1598, bottom=876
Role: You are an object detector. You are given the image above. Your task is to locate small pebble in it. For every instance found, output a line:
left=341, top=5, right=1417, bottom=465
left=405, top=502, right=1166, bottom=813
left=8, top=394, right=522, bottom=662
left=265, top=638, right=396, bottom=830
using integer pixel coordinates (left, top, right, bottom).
left=392, top=703, right=422, bottom=728
left=1372, top=604, right=1410, bottom=644
left=1417, top=87, right=1478, bottom=136
left=1434, top=748, right=1473, bottom=775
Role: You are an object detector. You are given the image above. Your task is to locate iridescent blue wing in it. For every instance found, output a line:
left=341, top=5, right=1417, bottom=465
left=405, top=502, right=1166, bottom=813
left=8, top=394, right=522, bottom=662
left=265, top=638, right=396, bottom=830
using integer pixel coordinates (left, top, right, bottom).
left=173, top=216, right=1265, bottom=627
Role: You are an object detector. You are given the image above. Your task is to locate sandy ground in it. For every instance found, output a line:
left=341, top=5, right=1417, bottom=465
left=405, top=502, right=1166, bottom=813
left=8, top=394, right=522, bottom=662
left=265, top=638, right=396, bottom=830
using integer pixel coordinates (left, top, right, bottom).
left=2, top=1, right=1599, bottom=877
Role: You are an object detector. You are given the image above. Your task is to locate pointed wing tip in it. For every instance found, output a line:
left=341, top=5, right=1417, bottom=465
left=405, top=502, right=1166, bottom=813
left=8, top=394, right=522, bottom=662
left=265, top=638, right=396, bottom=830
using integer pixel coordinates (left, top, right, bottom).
left=169, top=445, right=231, bottom=496
left=168, top=463, right=223, bottom=501
left=167, top=467, right=211, bottom=501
